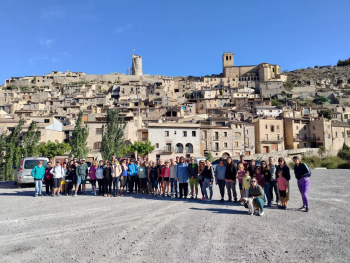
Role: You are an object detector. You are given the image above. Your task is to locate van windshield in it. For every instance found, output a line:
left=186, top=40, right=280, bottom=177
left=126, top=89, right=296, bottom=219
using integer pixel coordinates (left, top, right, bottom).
left=24, top=160, right=48, bottom=169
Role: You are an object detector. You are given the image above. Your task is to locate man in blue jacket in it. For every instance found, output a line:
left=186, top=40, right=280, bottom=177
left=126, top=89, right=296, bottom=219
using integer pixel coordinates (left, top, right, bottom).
left=175, top=156, right=189, bottom=199
left=31, top=160, right=46, bottom=197
left=128, top=160, right=137, bottom=194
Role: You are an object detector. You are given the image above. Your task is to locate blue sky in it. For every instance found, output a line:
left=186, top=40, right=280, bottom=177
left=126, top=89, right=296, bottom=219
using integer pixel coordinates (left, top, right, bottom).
left=0, top=0, right=349, bottom=83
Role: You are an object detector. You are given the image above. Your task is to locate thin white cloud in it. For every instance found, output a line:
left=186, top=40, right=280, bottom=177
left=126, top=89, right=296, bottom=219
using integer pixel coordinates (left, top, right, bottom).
left=115, top=24, right=132, bottom=34
left=40, top=39, right=54, bottom=48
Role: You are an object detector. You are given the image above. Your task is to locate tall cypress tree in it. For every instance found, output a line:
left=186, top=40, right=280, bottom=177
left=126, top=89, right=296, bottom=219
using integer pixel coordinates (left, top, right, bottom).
left=22, top=120, right=41, bottom=157
left=101, top=109, right=126, bottom=160
left=4, top=118, right=24, bottom=181
left=69, top=110, right=89, bottom=159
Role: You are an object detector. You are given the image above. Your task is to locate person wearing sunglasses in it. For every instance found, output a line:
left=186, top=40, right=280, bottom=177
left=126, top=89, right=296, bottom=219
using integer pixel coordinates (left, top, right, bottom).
left=293, top=156, right=311, bottom=212
left=249, top=177, right=265, bottom=216
left=261, top=161, right=272, bottom=207
left=275, top=157, right=291, bottom=207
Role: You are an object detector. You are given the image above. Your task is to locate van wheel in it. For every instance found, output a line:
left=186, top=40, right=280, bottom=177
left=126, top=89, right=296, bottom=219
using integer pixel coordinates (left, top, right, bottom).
left=14, top=181, right=17, bottom=185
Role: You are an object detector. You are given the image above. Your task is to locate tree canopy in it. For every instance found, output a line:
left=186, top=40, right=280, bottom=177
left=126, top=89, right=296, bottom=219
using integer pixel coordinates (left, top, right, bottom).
left=69, top=110, right=89, bottom=159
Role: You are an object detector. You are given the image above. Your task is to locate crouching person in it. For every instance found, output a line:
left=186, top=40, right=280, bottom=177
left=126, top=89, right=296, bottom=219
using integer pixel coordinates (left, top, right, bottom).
left=249, top=177, right=265, bottom=216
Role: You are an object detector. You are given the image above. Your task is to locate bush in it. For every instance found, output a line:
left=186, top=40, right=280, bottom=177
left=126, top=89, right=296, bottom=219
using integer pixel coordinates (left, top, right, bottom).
left=337, top=163, right=349, bottom=169
left=302, top=156, right=321, bottom=169
left=338, top=150, right=350, bottom=160
left=302, top=155, right=347, bottom=169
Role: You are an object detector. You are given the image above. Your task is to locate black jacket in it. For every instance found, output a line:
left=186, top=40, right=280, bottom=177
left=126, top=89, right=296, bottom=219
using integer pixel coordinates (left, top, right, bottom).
left=262, top=168, right=271, bottom=183
left=294, top=163, right=311, bottom=180
left=188, top=164, right=198, bottom=178
left=103, top=167, right=112, bottom=179
left=225, top=164, right=237, bottom=181
left=275, top=165, right=291, bottom=181
left=202, top=166, right=214, bottom=180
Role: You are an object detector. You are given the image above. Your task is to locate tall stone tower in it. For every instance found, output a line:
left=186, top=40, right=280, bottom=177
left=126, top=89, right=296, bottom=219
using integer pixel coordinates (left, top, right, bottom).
left=222, top=52, right=234, bottom=73
left=132, top=54, right=143, bottom=76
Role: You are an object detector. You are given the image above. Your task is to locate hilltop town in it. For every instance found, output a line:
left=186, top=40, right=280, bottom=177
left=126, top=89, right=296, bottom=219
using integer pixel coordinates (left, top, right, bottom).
left=1, top=53, right=350, bottom=161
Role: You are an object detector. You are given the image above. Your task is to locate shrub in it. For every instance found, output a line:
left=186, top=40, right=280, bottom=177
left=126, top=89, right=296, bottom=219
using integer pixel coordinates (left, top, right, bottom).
left=318, top=146, right=326, bottom=155
left=320, top=156, right=345, bottom=169
left=302, top=156, right=321, bottom=169
left=337, top=163, right=349, bottom=169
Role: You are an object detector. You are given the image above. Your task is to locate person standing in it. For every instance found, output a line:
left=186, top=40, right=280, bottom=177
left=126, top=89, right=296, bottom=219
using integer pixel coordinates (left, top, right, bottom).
left=111, top=160, right=122, bottom=197
left=138, top=162, right=148, bottom=194
left=225, top=157, right=237, bottom=202
left=175, top=156, right=189, bottom=199
left=261, top=160, right=272, bottom=206
left=200, top=159, right=214, bottom=202
left=187, top=157, right=199, bottom=199
left=135, top=160, right=141, bottom=194
left=198, top=160, right=206, bottom=200
left=236, top=163, right=246, bottom=200
left=157, top=160, right=165, bottom=196
left=103, top=162, right=112, bottom=197
left=31, top=160, right=45, bottom=197
left=268, top=157, right=279, bottom=204
left=65, top=165, right=75, bottom=195
left=276, top=157, right=291, bottom=207
left=95, top=161, right=104, bottom=196
left=76, top=159, right=89, bottom=195
left=89, top=161, right=98, bottom=195
left=293, top=156, right=311, bottom=212
left=128, top=160, right=137, bottom=194
left=120, top=159, right=128, bottom=196
left=148, top=161, right=159, bottom=196
left=44, top=161, right=53, bottom=196
left=50, top=160, right=65, bottom=197
left=215, top=159, right=227, bottom=203
left=237, top=155, right=249, bottom=171
left=169, top=159, right=178, bottom=198
left=161, top=160, right=171, bottom=197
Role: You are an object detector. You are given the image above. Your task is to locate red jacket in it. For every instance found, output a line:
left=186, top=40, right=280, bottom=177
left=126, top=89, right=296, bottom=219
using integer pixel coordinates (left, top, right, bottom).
left=45, top=167, right=53, bottom=180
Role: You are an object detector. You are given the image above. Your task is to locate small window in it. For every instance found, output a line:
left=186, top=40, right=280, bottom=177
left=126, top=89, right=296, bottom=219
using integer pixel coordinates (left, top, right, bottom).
left=96, top=128, right=102, bottom=135
left=165, top=131, right=169, bottom=137
left=183, top=131, right=187, bottom=137
left=335, top=132, right=337, bottom=137
left=271, top=126, right=275, bottom=132
left=156, top=143, right=159, bottom=148
left=174, top=131, right=176, bottom=135
left=224, top=142, right=228, bottom=148
left=44, top=119, right=50, bottom=123
left=327, top=134, right=331, bottom=139
left=224, top=132, right=227, bottom=137
left=192, top=131, right=196, bottom=137
left=265, top=125, right=268, bottom=129
left=313, top=126, right=315, bottom=130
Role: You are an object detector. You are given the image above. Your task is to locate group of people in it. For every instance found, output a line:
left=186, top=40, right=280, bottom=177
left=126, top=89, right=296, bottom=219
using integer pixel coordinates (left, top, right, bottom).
left=30, top=154, right=311, bottom=215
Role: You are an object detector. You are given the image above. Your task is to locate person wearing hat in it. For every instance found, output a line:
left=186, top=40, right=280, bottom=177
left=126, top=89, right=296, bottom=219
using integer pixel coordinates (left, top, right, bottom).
left=75, top=158, right=89, bottom=196
left=50, top=160, right=65, bottom=196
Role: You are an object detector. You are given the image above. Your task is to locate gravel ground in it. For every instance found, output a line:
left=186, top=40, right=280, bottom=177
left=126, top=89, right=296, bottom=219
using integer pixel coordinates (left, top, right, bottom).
left=0, top=169, right=349, bottom=263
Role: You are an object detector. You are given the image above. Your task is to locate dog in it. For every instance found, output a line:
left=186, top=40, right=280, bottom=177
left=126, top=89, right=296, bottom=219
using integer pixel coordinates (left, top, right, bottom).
left=240, top=197, right=255, bottom=215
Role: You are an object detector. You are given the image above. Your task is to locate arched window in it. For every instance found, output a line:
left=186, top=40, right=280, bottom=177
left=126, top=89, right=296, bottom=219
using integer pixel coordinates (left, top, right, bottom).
left=175, top=143, right=183, bottom=153
left=235, top=132, right=241, bottom=140
left=273, top=68, right=275, bottom=72
left=185, top=143, right=193, bottom=153
left=226, top=56, right=228, bottom=60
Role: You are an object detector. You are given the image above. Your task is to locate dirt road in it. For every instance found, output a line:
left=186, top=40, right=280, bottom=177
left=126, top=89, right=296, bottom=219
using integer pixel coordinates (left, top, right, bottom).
left=0, top=169, right=349, bottom=262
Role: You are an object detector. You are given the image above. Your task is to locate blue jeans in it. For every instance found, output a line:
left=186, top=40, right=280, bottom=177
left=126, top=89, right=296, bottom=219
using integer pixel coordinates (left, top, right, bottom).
left=170, top=178, right=178, bottom=197
left=35, top=179, right=43, bottom=195
left=264, top=183, right=271, bottom=205
left=202, top=179, right=213, bottom=199
left=112, top=177, right=120, bottom=195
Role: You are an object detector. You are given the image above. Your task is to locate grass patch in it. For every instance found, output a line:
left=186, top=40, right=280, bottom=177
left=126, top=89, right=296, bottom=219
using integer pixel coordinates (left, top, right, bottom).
left=302, top=156, right=348, bottom=169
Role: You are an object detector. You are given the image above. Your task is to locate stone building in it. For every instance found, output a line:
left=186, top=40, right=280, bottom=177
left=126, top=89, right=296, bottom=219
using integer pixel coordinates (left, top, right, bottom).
left=147, top=123, right=201, bottom=161
left=200, top=118, right=255, bottom=158
left=253, top=117, right=285, bottom=153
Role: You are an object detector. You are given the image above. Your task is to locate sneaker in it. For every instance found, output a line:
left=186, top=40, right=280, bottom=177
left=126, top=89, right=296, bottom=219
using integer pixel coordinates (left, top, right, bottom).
left=226, top=199, right=232, bottom=202
left=52, top=195, right=55, bottom=197
left=220, top=199, right=224, bottom=203
left=207, top=198, right=212, bottom=202
left=298, top=205, right=306, bottom=210
left=282, top=205, right=287, bottom=210
left=195, top=196, right=197, bottom=200
left=171, top=195, right=175, bottom=198
left=304, top=207, right=309, bottom=212
left=201, top=197, right=206, bottom=201
left=57, top=194, right=61, bottom=197
left=34, top=194, right=38, bottom=197
left=38, top=194, right=42, bottom=197
left=259, top=211, right=265, bottom=216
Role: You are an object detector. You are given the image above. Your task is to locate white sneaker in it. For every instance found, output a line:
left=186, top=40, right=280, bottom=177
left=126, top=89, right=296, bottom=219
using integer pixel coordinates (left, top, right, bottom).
left=259, top=211, right=264, bottom=216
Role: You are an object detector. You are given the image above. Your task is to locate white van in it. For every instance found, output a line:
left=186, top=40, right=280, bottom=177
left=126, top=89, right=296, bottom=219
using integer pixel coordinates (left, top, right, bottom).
left=14, top=157, right=50, bottom=187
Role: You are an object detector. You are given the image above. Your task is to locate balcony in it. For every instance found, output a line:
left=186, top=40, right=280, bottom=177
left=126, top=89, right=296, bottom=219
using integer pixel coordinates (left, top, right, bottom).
left=163, top=146, right=174, bottom=154
left=261, top=137, right=284, bottom=144
left=293, top=136, right=320, bottom=142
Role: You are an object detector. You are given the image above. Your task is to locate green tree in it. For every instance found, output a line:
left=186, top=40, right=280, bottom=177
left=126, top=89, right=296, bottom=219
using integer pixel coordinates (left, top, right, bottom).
left=4, top=118, right=24, bottom=181
left=184, top=92, right=192, bottom=99
left=38, top=140, right=71, bottom=159
left=22, top=121, right=41, bottom=157
left=284, top=77, right=294, bottom=91
left=314, top=96, right=329, bottom=105
left=271, top=99, right=281, bottom=106
left=100, top=109, right=127, bottom=160
left=125, top=140, right=155, bottom=158
left=0, top=132, right=7, bottom=180
left=318, top=108, right=333, bottom=119
left=69, top=110, right=89, bottom=159
left=206, top=152, right=215, bottom=163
